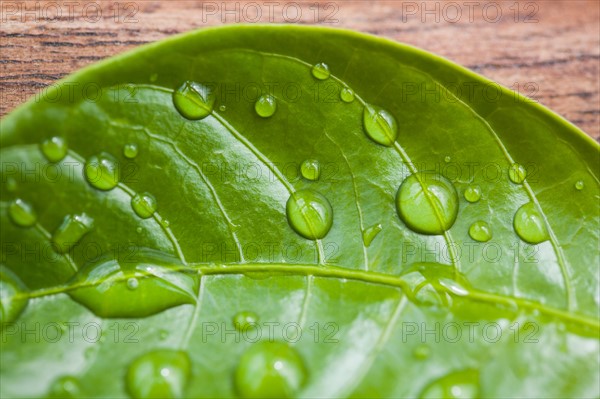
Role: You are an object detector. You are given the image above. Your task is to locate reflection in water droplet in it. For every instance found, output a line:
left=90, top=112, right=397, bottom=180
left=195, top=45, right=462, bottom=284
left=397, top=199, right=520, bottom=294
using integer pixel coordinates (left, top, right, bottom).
left=286, top=189, right=333, bottom=239
left=311, top=62, right=330, bottom=80
left=300, top=159, right=321, bottom=181
left=508, top=163, right=526, bottom=184
left=396, top=173, right=459, bottom=235
left=0, top=266, right=29, bottom=323
left=463, top=185, right=481, bottom=203
left=340, top=87, right=355, bottom=103
left=234, top=341, right=307, bottom=399
left=419, top=369, right=479, bottom=399
left=127, top=277, right=139, bottom=290
left=8, top=199, right=36, bottom=227
left=41, top=136, right=68, bottom=163
left=123, top=143, right=139, bottom=159
left=85, top=152, right=120, bottom=191
left=255, top=94, right=277, bottom=118
left=126, top=349, right=191, bottom=399
left=48, top=375, right=81, bottom=398
left=131, top=192, right=158, bottom=219
left=575, top=180, right=584, bottom=191
left=468, top=221, right=492, bottom=242
left=233, top=311, right=259, bottom=331
left=513, top=203, right=549, bottom=244
left=362, top=223, right=383, bottom=247
left=363, top=104, right=398, bottom=147
left=413, top=345, right=431, bottom=360
left=51, top=213, right=94, bottom=254
left=172, top=81, right=215, bottom=120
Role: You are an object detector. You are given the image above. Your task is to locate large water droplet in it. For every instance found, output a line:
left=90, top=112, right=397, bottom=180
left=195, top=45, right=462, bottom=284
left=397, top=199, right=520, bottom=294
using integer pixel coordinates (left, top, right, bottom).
left=513, top=203, right=549, bottom=244
left=340, top=87, right=355, bottom=103
left=463, top=185, right=481, bottom=203
left=172, top=81, right=215, bottom=120
left=48, top=375, right=81, bottom=398
left=468, top=221, right=492, bottom=242
left=8, top=199, right=36, bottom=227
left=401, top=263, right=471, bottom=308
left=131, top=192, right=158, bottom=219
left=233, top=311, right=259, bottom=331
left=126, top=349, right=191, bottom=399
left=255, top=94, right=277, bottom=118
left=234, top=341, right=307, bottom=399
left=419, top=369, right=479, bottom=399
left=286, top=189, right=333, bottom=239
left=0, top=266, right=29, bottom=323
left=51, top=213, right=94, bottom=254
left=508, top=163, right=526, bottom=184
left=300, top=159, right=320, bottom=181
left=85, top=152, right=120, bottom=191
left=575, top=180, right=584, bottom=191
left=68, top=249, right=197, bottom=318
left=311, top=62, right=330, bottom=80
left=123, top=143, right=139, bottom=159
left=362, top=223, right=382, bottom=247
left=363, top=104, right=398, bottom=147
left=41, top=136, right=68, bottom=163
left=396, top=173, right=459, bottom=235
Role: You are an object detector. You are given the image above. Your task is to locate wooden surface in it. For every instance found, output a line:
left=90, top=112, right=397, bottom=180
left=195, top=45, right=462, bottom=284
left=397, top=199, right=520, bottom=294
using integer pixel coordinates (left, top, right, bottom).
left=1, top=0, right=599, bottom=139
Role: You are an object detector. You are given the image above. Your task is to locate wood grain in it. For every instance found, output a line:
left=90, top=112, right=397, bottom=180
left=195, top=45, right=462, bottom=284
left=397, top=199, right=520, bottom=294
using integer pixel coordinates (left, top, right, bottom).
left=1, top=0, right=598, bottom=139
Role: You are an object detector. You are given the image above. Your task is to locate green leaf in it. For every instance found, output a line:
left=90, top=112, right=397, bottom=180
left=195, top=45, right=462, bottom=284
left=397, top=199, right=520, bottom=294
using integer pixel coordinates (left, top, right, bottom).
left=1, top=25, right=599, bottom=398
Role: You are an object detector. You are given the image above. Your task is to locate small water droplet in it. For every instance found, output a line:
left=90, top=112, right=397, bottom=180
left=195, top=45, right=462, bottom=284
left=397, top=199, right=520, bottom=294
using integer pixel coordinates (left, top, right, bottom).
left=444, top=155, right=452, bottom=163
left=419, top=369, right=479, bottom=399
left=340, top=87, right=355, bottom=103
left=396, top=173, right=459, bottom=235
left=123, top=143, right=138, bottom=159
left=85, top=152, right=120, bottom=191
left=575, top=180, right=584, bottom=191
left=159, top=329, right=169, bottom=340
left=468, top=221, right=492, bottom=242
left=300, top=159, right=321, bottom=181
left=513, top=202, right=549, bottom=244
left=363, top=104, right=398, bottom=147
left=173, top=81, right=215, bottom=120
left=48, top=375, right=81, bottom=398
left=41, top=136, right=68, bottom=163
left=126, top=349, right=191, bottom=399
left=508, top=163, right=526, bottom=184
left=234, top=341, right=307, bottom=399
left=131, top=192, right=158, bottom=219
left=219, top=105, right=227, bottom=112
left=162, top=219, right=170, bottom=228
left=136, top=226, right=143, bottom=234
left=5, top=177, right=17, bottom=192
left=8, top=199, right=36, bottom=227
left=463, top=185, right=481, bottom=203
left=362, top=223, right=383, bottom=247
left=150, top=73, right=158, bottom=82
left=413, top=344, right=431, bottom=360
left=51, top=213, right=94, bottom=254
left=286, top=189, right=333, bottom=240
left=255, top=94, right=277, bottom=118
left=311, top=62, right=330, bottom=80
left=0, top=266, right=29, bottom=323
left=127, top=277, right=139, bottom=290
left=233, top=311, right=259, bottom=331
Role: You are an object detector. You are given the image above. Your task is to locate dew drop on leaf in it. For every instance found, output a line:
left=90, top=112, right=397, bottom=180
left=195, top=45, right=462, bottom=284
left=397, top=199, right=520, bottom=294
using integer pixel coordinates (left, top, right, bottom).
left=300, top=159, right=321, bottom=181
left=47, top=375, right=82, bottom=398
left=41, top=136, right=68, bottom=163
left=8, top=199, right=36, bottom=227
left=468, top=221, right=492, bottom=242
left=513, top=202, right=549, bottom=244
left=444, top=155, right=452, bottom=163
left=127, top=277, right=139, bottom=290
left=340, top=87, right=355, bottom=103
left=419, top=369, right=479, bottom=399
left=131, top=192, right=158, bottom=219
left=123, top=143, right=139, bottom=159
left=508, top=163, right=526, bottom=184
left=126, top=349, right=191, bottom=399
left=85, top=152, right=120, bottom=191
left=362, top=223, right=383, bottom=247
left=172, top=81, right=215, bottom=120
left=396, top=173, right=458, bottom=235
left=286, top=189, right=333, bottom=239
left=254, top=94, right=277, bottom=118
left=311, top=62, right=330, bottom=80
left=219, top=104, right=227, bottom=112
left=159, top=329, right=169, bottom=340
left=51, top=213, right=94, bottom=254
left=234, top=341, right=307, bottom=399
left=363, top=104, right=398, bottom=147
left=0, top=266, right=29, bottom=323
left=575, top=180, right=584, bottom=190
left=161, top=219, right=170, bottom=228
left=463, top=185, right=481, bottom=203
left=233, top=311, right=259, bottom=331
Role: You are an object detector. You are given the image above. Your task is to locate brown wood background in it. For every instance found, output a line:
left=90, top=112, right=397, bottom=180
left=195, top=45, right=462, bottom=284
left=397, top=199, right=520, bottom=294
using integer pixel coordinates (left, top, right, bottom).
left=1, top=0, right=599, bottom=139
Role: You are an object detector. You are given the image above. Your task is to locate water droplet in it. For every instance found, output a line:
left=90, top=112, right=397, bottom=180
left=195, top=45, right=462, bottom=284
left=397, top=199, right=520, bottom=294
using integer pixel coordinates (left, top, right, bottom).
left=362, top=223, right=383, bottom=247
left=508, top=163, right=526, bottom=184
left=131, top=192, right=158, bottom=219
left=413, top=344, right=431, bottom=360
left=419, top=369, right=479, bottom=399
left=41, top=136, right=67, bottom=163
left=401, top=263, right=471, bottom=308
left=468, top=221, right=492, bottom=242
left=396, top=173, right=459, bottom=235
left=5, top=177, right=17, bottom=192
left=444, top=155, right=452, bottom=163
left=0, top=266, right=29, bottom=323
left=300, top=159, right=320, bottom=181
left=463, top=185, right=481, bottom=203
left=234, top=342, right=307, bottom=399
left=311, top=62, right=330, bottom=80
left=48, top=375, right=81, bottom=398
left=68, top=249, right=196, bottom=318
left=340, top=87, right=355, bottom=103
left=513, top=202, right=549, bottom=244
left=233, top=311, right=259, bottom=331
left=575, top=180, right=584, bottom=191
left=255, top=94, right=277, bottom=118
left=162, top=219, right=170, bottom=228
left=127, top=277, right=139, bottom=290
left=136, top=226, right=143, bottom=234
left=126, top=349, right=191, bottom=399
left=159, top=329, right=169, bottom=340
left=51, top=213, right=94, bottom=254
left=286, top=189, right=333, bottom=239
left=150, top=73, right=158, bottom=83
left=85, top=152, right=120, bottom=191
left=123, top=143, right=138, bottom=159
left=8, top=199, right=36, bottom=227
left=173, top=81, right=215, bottom=120
left=363, top=104, right=398, bottom=147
